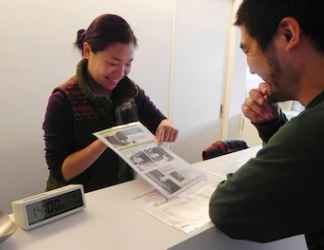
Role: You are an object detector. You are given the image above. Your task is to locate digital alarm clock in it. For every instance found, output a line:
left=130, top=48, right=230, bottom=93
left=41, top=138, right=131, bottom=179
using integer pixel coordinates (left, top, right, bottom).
left=11, top=185, right=85, bottom=230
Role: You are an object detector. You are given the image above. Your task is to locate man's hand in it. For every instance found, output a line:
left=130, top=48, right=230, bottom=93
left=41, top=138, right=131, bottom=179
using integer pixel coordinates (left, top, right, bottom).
left=155, top=119, right=178, bottom=143
left=242, top=82, right=279, bottom=124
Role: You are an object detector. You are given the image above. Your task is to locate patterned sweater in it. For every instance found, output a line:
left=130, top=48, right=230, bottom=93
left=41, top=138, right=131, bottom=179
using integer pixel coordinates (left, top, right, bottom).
left=43, top=61, right=165, bottom=193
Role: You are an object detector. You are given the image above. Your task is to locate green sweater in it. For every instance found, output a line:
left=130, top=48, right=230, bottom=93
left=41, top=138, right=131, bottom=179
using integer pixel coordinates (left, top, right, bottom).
left=209, top=92, right=324, bottom=250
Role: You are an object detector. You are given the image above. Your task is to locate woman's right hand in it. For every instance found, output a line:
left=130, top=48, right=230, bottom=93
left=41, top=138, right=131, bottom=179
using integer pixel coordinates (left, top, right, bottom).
left=62, top=139, right=108, bottom=181
left=242, top=82, right=279, bottom=124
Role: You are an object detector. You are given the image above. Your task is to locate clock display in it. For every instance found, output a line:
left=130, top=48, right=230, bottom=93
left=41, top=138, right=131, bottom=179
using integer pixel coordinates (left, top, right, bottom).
left=26, top=189, right=84, bottom=225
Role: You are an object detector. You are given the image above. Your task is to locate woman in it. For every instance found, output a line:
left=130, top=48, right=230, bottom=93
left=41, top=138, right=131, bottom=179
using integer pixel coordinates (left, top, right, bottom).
left=43, top=14, right=178, bottom=193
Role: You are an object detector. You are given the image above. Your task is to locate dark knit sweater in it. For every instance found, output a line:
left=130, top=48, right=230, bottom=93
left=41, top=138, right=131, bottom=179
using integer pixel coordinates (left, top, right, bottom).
left=43, top=61, right=166, bottom=193
left=209, top=92, right=324, bottom=250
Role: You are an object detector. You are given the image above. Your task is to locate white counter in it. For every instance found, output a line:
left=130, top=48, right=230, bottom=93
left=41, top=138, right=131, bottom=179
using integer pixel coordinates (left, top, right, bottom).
left=1, top=146, right=307, bottom=250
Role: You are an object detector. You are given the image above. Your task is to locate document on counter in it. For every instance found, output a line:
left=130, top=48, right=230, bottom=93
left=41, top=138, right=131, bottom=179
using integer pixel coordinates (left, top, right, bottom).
left=135, top=171, right=225, bottom=234
left=94, top=122, right=207, bottom=199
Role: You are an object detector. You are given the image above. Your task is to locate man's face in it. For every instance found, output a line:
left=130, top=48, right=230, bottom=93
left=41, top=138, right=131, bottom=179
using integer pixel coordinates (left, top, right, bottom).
left=239, top=26, right=298, bottom=102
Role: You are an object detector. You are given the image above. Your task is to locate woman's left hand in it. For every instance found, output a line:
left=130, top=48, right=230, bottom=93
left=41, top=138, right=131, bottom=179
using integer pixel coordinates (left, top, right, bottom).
left=155, top=119, right=178, bottom=143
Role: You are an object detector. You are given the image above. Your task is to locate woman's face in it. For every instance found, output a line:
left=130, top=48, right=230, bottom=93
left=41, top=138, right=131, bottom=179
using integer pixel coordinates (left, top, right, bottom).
left=83, top=42, right=135, bottom=91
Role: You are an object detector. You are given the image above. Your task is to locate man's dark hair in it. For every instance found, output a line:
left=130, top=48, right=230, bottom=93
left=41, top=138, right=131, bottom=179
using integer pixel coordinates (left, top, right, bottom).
left=235, top=0, right=324, bottom=52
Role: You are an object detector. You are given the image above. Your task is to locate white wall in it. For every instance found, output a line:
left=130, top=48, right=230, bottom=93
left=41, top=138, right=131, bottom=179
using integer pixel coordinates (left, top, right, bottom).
left=171, top=0, right=232, bottom=162
left=226, top=28, right=247, bottom=140
left=220, top=0, right=265, bottom=146
left=0, top=0, right=233, bottom=213
left=219, top=0, right=247, bottom=141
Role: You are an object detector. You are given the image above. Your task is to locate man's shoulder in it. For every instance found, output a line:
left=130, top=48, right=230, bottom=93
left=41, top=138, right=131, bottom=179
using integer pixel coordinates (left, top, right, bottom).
left=267, top=105, right=324, bottom=148
left=292, top=102, right=324, bottom=126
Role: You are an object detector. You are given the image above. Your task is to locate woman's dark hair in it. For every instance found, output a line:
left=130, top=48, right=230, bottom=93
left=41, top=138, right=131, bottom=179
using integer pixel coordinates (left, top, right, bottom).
left=235, top=0, right=324, bottom=53
left=75, top=14, right=137, bottom=53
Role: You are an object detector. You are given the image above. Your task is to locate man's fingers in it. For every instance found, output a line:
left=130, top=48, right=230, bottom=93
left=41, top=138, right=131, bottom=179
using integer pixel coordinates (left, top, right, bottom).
left=246, top=97, right=264, bottom=115
left=249, top=89, right=267, bottom=106
left=242, top=104, right=262, bottom=123
left=259, top=82, right=272, bottom=96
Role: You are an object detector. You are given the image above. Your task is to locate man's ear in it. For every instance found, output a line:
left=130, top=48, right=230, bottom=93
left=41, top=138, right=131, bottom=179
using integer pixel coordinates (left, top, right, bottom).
left=82, top=42, right=92, bottom=59
left=278, top=17, right=301, bottom=51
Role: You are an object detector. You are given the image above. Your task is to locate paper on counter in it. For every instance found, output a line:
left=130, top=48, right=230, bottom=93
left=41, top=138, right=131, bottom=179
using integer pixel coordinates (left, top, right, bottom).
left=138, top=172, right=224, bottom=234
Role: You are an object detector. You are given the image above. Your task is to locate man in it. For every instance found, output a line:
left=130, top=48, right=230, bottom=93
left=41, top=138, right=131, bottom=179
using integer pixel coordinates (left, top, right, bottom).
left=209, top=1, right=324, bottom=249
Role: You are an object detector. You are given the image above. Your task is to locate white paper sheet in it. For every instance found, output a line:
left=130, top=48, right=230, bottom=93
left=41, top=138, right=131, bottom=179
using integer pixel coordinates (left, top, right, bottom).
left=94, top=122, right=207, bottom=198
left=137, top=171, right=224, bottom=234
